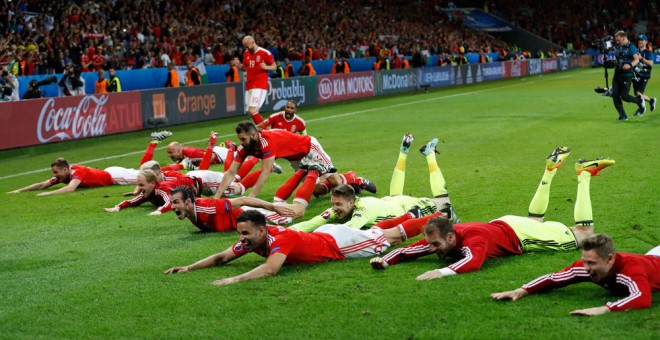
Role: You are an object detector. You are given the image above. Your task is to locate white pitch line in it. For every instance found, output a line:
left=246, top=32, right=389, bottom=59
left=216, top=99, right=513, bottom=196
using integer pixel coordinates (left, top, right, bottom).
left=2, top=76, right=554, bottom=181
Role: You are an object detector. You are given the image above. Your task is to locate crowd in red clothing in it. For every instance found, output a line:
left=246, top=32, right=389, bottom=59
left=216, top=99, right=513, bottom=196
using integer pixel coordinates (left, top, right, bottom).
left=0, top=0, right=655, bottom=77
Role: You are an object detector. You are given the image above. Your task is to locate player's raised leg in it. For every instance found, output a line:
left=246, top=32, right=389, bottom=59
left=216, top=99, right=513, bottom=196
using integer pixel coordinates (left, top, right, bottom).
left=390, top=133, right=413, bottom=196
left=528, top=146, right=571, bottom=221
left=419, top=137, right=458, bottom=223
left=571, top=157, right=615, bottom=243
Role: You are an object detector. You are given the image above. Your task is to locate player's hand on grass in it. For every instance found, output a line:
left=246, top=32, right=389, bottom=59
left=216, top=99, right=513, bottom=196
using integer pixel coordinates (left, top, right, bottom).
left=104, top=207, right=120, bottom=212
left=370, top=257, right=388, bottom=269
left=148, top=211, right=162, bottom=216
left=122, top=191, right=137, bottom=197
left=570, top=306, right=610, bottom=316
left=490, top=288, right=528, bottom=301
left=416, top=269, right=444, bottom=280
left=164, top=266, right=189, bottom=274
left=212, top=277, right=238, bottom=286
left=7, top=190, right=20, bottom=193
left=274, top=203, right=296, bottom=217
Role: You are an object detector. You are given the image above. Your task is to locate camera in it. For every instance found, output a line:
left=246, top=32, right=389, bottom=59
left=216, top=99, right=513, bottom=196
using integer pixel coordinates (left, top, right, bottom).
left=593, top=36, right=615, bottom=53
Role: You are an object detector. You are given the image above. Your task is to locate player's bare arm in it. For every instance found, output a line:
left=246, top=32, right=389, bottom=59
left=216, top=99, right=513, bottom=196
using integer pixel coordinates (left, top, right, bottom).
left=214, top=161, right=241, bottom=198
left=36, top=179, right=81, bottom=196
left=416, top=269, right=445, bottom=281
left=164, top=246, right=239, bottom=274
left=569, top=306, right=611, bottom=316
left=9, top=179, right=53, bottom=193
left=490, top=288, right=529, bottom=301
left=212, top=252, right=286, bottom=286
left=260, top=62, right=276, bottom=71
left=230, top=197, right=296, bottom=217
left=247, top=157, right=275, bottom=198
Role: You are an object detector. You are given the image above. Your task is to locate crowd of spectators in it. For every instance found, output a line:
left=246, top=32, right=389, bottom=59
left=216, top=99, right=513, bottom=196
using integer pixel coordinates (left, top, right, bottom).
left=0, top=0, right=655, bottom=80
left=0, top=0, right=509, bottom=77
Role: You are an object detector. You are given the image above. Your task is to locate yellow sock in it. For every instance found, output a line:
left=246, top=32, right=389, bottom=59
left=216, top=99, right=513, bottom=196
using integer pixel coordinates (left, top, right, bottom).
left=574, top=171, right=593, bottom=226
left=426, top=153, right=447, bottom=197
left=528, top=169, right=557, bottom=216
left=390, top=152, right=407, bottom=195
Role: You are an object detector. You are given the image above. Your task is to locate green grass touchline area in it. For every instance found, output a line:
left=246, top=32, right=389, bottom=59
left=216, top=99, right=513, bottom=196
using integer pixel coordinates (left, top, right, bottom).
left=1, top=68, right=658, bottom=339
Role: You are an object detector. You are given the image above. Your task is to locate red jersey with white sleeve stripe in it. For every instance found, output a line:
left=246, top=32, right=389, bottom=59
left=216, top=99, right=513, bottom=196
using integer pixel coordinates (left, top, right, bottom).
left=235, top=129, right=312, bottom=162
left=230, top=226, right=344, bottom=265
left=163, top=170, right=185, bottom=181
left=382, top=221, right=523, bottom=274
left=192, top=198, right=243, bottom=232
left=262, top=112, right=307, bottom=134
left=49, top=165, right=114, bottom=187
left=116, top=181, right=173, bottom=213
left=521, top=253, right=660, bottom=312
left=243, top=47, right=274, bottom=90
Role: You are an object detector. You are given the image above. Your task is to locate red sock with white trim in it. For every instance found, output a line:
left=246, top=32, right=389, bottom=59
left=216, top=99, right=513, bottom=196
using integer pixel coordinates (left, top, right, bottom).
left=140, top=142, right=157, bottom=165
left=275, top=169, right=306, bottom=201
left=240, top=170, right=260, bottom=190
left=293, top=170, right=319, bottom=205
left=162, top=163, right=184, bottom=172
left=398, top=212, right=442, bottom=240
left=374, top=211, right=416, bottom=230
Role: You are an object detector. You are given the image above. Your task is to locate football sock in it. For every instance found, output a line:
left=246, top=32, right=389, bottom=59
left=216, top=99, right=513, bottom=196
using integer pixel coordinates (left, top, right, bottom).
left=390, top=152, right=407, bottom=195
left=162, top=163, right=184, bottom=172
left=426, top=152, right=448, bottom=197
left=199, top=146, right=215, bottom=171
left=140, top=142, right=157, bottom=165
left=293, top=170, right=319, bottom=206
left=251, top=112, right=264, bottom=125
left=275, top=169, right=306, bottom=201
left=240, top=170, right=260, bottom=191
left=237, top=157, right=260, bottom=180
left=374, top=211, right=416, bottom=230
left=224, top=146, right=234, bottom=172
left=574, top=171, right=593, bottom=226
left=397, top=212, right=442, bottom=241
left=528, top=168, right=557, bottom=217
left=321, top=171, right=356, bottom=191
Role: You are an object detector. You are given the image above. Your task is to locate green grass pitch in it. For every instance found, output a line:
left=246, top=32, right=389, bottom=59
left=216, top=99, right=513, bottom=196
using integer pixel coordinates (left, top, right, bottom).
left=1, top=68, right=658, bottom=338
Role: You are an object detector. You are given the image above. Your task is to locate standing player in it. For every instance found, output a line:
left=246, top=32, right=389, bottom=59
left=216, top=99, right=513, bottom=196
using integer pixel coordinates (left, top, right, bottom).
left=163, top=209, right=426, bottom=285
left=632, top=34, right=656, bottom=116
left=492, top=234, right=659, bottom=316
left=232, top=35, right=276, bottom=125
left=256, top=100, right=307, bottom=134
left=8, top=158, right=138, bottom=196
left=168, top=186, right=294, bottom=232
left=370, top=147, right=616, bottom=281
left=289, top=134, right=458, bottom=232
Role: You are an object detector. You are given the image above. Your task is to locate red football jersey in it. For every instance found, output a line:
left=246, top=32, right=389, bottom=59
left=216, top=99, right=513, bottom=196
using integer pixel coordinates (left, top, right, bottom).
left=383, top=221, right=522, bottom=274
left=235, top=129, right=311, bottom=162
left=243, top=47, right=274, bottom=90
left=49, top=165, right=114, bottom=187
left=522, top=252, right=660, bottom=312
left=263, top=112, right=306, bottom=133
left=231, top=226, right=344, bottom=265
left=92, top=54, right=105, bottom=71
left=192, top=198, right=242, bottom=232
left=116, top=181, right=173, bottom=213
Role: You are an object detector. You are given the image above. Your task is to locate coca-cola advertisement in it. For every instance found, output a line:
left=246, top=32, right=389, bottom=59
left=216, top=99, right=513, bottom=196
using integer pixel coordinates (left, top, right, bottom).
left=317, top=72, right=375, bottom=104
left=0, top=92, right=143, bottom=150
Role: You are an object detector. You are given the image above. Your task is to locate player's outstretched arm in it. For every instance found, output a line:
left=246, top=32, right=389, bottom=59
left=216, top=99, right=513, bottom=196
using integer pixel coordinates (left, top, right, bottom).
left=9, top=179, right=53, bottom=193
left=490, top=288, right=529, bottom=301
left=164, top=246, right=239, bottom=274
left=231, top=196, right=296, bottom=217
left=569, top=306, right=611, bottom=316
left=214, top=162, right=240, bottom=199
left=36, top=179, right=81, bottom=196
left=212, top=252, right=286, bottom=286
left=370, top=257, right=389, bottom=269
left=247, top=157, right=275, bottom=198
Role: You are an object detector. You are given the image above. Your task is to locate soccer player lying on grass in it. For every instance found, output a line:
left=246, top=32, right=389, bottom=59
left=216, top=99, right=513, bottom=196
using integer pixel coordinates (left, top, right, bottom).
left=289, top=133, right=459, bottom=232
left=213, top=121, right=376, bottom=218
left=491, top=234, right=660, bottom=316
left=169, top=186, right=295, bottom=232
left=8, top=158, right=139, bottom=196
left=255, top=100, right=307, bottom=134
left=164, top=208, right=429, bottom=285
left=370, top=146, right=616, bottom=281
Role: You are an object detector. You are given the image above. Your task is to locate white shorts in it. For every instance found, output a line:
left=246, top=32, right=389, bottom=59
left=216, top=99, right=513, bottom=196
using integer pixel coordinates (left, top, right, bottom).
left=315, top=224, right=390, bottom=259
left=212, top=146, right=234, bottom=164
left=647, top=246, right=660, bottom=257
left=104, top=167, right=138, bottom=185
left=245, top=88, right=267, bottom=112
left=306, top=136, right=335, bottom=178
left=186, top=170, right=225, bottom=196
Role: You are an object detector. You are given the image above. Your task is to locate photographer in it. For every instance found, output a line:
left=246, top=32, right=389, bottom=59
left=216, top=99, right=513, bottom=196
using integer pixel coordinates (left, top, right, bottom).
left=23, top=76, right=58, bottom=100
left=0, top=67, right=19, bottom=102
left=58, top=63, right=86, bottom=97
left=611, top=31, right=645, bottom=121
left=632, top=35, right=656, bottom=115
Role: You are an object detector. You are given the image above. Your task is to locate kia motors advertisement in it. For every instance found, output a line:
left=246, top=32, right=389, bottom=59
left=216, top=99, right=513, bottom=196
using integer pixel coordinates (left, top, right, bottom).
left=317, top=72, right=375, bottom=104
